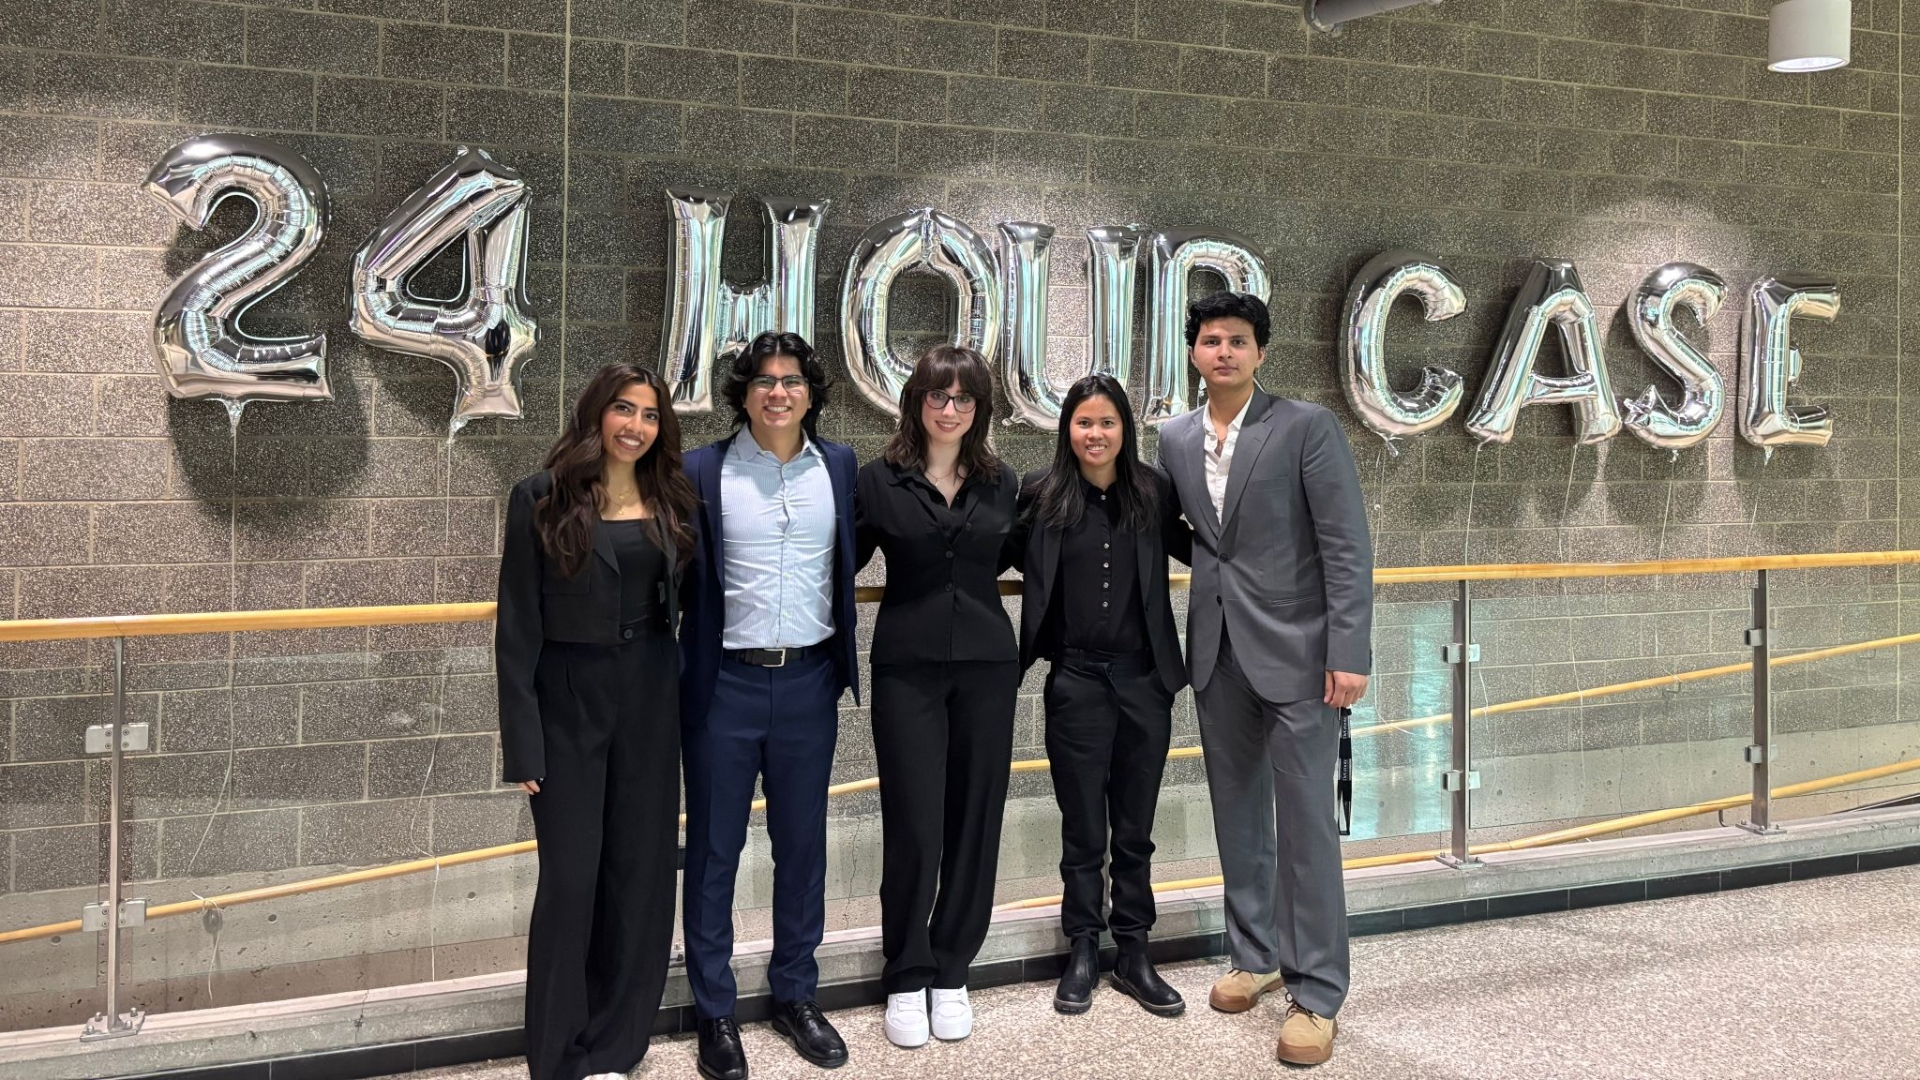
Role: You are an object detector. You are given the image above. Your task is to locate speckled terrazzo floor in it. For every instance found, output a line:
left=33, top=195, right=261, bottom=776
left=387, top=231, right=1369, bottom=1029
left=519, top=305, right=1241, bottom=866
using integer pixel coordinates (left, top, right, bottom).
left=384, top=865, right=1920, bottom=1080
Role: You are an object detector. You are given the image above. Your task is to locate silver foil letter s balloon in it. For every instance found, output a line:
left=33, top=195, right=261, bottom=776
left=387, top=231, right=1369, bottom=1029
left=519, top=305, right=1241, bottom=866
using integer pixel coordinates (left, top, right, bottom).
left=840, top=207, right=1002, bottom=418
left=1145, top=227, right=1270, bottom=424
left=144, top=134, right=333, bottom=429
left=661, top=188, right=827, bottom=414
left=1622, top=262, right=1727, bottom=453
left=1339, top=250, right=1467, bottom=443
left=349, top=147, right=537, bottom=436
left=1739, top=276, right=1836, bottom=457
left=1465, top=259, right=1622, bottom=446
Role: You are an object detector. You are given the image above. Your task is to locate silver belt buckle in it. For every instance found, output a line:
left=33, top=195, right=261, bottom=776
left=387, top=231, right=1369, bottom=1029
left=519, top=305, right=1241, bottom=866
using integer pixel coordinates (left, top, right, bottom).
left=767, top=647, right=787, bottom=668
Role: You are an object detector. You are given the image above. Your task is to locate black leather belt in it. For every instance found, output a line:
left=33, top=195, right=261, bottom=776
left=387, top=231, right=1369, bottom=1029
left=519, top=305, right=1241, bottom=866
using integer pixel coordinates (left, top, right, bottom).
left=725, top=643, right=827, bottom=668
left=1057, top=646, right=1156, bottom=674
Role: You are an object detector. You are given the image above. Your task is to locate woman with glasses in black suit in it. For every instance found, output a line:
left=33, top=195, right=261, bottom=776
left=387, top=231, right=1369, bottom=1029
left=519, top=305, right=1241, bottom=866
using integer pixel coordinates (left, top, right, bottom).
left=854, top=344, right=1024, bottom=1050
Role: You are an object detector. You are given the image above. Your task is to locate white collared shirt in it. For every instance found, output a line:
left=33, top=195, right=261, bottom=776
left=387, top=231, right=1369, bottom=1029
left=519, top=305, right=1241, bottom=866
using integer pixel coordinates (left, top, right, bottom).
left=718, top=428, right=836, bottom=650
left=1202, top=395, right=1253, bottom=523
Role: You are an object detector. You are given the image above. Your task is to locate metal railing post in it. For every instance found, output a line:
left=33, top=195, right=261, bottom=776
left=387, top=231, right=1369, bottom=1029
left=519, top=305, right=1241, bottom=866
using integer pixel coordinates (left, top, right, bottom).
left=1438, top=578, right=1481, bottom=869
left=1739, top=569, right=1780, bottom=835
left=81, top=637, right=144, bottom=1041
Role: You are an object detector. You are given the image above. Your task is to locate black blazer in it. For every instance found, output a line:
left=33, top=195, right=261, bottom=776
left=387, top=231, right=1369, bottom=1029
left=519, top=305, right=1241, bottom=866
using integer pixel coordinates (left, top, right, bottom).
left=1015, top=466, right=1192, bottom=696
left=494, top=470, right=680, bottom=783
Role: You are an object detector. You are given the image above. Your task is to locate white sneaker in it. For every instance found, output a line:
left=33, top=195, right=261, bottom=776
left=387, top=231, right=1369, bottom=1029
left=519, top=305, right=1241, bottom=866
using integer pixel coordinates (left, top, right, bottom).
left=885, top=990, right=929, bottom=1048
left=930, top=986, right=972, bottom=1040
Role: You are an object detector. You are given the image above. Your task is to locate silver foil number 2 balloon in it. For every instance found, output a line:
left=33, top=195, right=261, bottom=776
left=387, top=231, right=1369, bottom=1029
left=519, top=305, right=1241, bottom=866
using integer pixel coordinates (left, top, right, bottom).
left=1466, top=259, right=1622, bottom=446
left=1622, top=262, right=1727, bottom=453
left=144, top=134, right=334, bottom=430
left=1739, top=276, right=1836, bottom=457
left=349, top=147, right=537, bottom=436
left=1144, top=227, right=1270, bottom=425
left=1339, top=250, right=1467, bottom=445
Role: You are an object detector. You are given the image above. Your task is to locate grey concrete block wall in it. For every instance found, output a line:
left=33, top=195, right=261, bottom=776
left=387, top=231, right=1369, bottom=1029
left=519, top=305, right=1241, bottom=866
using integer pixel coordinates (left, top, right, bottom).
left=2, top=0, right=1918, bottom=1025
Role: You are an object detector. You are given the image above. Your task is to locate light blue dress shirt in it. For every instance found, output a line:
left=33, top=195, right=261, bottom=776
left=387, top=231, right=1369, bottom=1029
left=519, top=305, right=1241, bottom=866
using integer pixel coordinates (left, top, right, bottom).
left=719, top=428, right=837, bottom=650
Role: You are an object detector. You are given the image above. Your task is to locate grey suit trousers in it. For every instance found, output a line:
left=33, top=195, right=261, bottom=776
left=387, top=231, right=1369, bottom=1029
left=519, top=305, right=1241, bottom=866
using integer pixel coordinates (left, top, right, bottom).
left=1197, top=628, right=1349, bottom=1018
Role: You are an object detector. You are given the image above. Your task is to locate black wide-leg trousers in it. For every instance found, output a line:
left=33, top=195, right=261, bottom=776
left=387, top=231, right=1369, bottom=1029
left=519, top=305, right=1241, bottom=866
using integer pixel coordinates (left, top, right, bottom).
left=1044, top=652, right=1174, bottom=951
left=524, top=631, right=680, bottom=1080
left=870, top=660, right=1021, bottom=994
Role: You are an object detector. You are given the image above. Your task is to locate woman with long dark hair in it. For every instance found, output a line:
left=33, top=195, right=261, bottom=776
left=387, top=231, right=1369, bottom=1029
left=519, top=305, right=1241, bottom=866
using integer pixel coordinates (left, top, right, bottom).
left=854, top=344, right=1024, bottom=1049
left=495, top=363, right=698, bottom=1080
left=1016, top=374, right=1192, bottom=1018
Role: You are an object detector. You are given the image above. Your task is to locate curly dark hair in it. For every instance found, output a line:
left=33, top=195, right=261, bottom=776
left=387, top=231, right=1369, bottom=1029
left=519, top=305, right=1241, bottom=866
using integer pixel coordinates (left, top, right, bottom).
left=719, top=331, right=831, bottom=435
left=1184, top=291, right=1271, bottom=349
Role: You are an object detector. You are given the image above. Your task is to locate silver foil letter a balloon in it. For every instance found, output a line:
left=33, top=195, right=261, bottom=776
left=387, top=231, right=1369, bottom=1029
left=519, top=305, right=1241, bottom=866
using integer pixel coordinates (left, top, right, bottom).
left=839, top=207, right=1003, bottom=418
left=1465, top=259, right=1622, bottom=446
left=1339, top=250, right=1467, bottom=443
left=144, top=134, right=333, bottom=429
left=349, top=147, right=537, bottom=436
left=660, top=188, right=827, bottom=414
left=1738, top=275, right=1836, bottom=456
left=1144, top=227, right=1270, bottom=424
left=1622, top=262, right=1727, bottom=452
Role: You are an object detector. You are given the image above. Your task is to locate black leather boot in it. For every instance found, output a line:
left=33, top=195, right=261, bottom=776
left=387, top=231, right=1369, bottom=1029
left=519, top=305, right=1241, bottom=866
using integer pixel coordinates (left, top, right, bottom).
left=1111, top=951, right=1185, bottom=1016
left=696, top=1016, right=749, bottom=1080
left=1053, top=936, right=1099, bottom=1014
left=769, top=999, right=848, bottom=1069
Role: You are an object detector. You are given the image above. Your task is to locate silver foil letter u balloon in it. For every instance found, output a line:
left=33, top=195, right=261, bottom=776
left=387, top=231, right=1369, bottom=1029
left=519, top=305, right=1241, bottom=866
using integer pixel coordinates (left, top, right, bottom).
left=661, top=188, right=828, bottom=414
left=1465, top=259, right=1622, bottom=446
left=1739, top=275, right=1837, bottom=456
left=144, top=134, right=334, bottom=429
left=1143, top=227, right=1271, bottom=424
left=349, top=147, right=537, bottom=436
left=1339, top=250, right=1468, bottom=443
left=839, top=207, right=1003, bottom=418
left=1622, top=262, right=1727, bottom=453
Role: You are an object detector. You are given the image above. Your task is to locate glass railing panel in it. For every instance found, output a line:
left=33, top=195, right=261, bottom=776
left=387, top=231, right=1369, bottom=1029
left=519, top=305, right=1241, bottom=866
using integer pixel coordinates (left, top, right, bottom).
left=1346, top=584, right=1456, bottom=861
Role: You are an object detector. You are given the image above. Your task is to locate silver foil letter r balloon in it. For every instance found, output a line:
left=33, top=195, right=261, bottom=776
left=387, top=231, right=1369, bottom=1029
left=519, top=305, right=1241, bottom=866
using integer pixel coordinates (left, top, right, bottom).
left=1465, top=258, right=1622, bottom=446
left=349, top=146, right=538, bottom=437
left=1739, top=275, right=1837, bottom=457
left=1622, top=262, right=1727, bottom=453
left=1339, top=250, right=1468, bottom=445
left=143, top=133, right=334, bottom=431
left=1143, top=227, right=1271, bottom=425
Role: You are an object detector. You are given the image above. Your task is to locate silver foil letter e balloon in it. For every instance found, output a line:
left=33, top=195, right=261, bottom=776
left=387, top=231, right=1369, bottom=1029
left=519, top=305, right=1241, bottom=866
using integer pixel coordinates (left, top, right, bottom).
left=1738, top=275, right=1836, bottom=457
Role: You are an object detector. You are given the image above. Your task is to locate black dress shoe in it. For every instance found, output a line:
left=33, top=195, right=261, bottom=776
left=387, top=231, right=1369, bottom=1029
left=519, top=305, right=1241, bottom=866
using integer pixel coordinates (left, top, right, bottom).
left=769, top=999, right=848, bottom=1069
left=1111, top=951, right=1185, bottom=1016
left=696, top=1016, right=749, bottom=1080
left=1054, top=936, right=1099, bottom=1014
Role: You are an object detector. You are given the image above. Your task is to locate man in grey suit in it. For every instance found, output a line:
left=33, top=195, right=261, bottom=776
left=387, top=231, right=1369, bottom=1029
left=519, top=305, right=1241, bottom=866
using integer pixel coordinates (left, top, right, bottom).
left=1157, top=292, right=1372, bottom=1066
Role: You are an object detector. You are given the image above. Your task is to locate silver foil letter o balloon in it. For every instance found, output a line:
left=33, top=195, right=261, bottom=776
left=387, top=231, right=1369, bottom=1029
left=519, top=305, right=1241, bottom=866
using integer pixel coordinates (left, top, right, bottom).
left=1465, top=259, right=1622, bottom=446
left=143, top=134, right=334, bottom=429
left=1339, top=250, right=1468, bottom=442
left=1622, top=262, right=1727, bottom=453
left=1739, top=275, right=1837, bottom=455
left=349, top=147, right=538, bottom=436
left=839, top=207, right=1002, bottom=418
left=1143, top=227, right=1271, bottom=424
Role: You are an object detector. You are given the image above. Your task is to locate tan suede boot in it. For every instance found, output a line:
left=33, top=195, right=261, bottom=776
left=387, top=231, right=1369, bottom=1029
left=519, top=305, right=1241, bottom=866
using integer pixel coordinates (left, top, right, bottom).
left=1207, top=968, right=1285, bottom=1013
left=1276, top=1001, right=1337, bottom=1065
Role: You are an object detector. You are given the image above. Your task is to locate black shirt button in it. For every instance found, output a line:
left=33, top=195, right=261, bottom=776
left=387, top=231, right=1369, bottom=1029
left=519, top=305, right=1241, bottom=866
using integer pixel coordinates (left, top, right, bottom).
left=1102, top=562, right=1109, bottom=569
left=1102, top=601, right=1109, bottom=609
left=1102, top=581, right=1109, bottom=589
left=945, top=583, right=954, bottom=592
left=1103, top=542, right=1110, bottom=550
left=945, top=550, right=954, bottom=559
left=621, top=628, right=634, bottom=641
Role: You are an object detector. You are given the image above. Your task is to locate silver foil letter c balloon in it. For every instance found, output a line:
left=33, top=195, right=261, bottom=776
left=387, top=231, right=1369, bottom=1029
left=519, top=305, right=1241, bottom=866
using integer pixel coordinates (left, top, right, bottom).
left=1143, top=227, right=1271, bottom=424
left=840, top=207, right=1003, bottom=418
left=349, top=147, right=537, bottom=436
left=660, top=188, right=828, bottom=414
left=1622, top=262, right=1727, bottom=452
left=1739, top=276, right=1837, bottom=455
left=1465, top=259, right=1622, bottom=446
left=1339, top=250, right=1467, bottom=442
left=143, top=134, right=333, bottom=429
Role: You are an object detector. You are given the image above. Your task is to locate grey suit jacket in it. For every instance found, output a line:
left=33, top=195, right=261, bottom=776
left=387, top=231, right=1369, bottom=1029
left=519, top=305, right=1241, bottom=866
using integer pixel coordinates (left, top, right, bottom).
left=1159, top=391, right=1373, bottom=703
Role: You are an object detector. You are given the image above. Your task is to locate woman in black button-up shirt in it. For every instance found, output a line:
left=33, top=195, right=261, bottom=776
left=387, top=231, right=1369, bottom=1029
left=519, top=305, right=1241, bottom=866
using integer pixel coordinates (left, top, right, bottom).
left=854, top=344, right=1023, bottom=1049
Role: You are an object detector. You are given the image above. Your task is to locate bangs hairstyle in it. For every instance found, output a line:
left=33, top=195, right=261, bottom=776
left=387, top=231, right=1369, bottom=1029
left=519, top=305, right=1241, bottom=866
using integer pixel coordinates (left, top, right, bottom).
left=534, top=363, right=697, bottom=577
left=1184, top=290, right=1272, bottom=349
left=719, top=330, right=831, bottom=435
left=882, top=343, right=1002, bottom=483
left=1023, top=374, right=1158, bottom=533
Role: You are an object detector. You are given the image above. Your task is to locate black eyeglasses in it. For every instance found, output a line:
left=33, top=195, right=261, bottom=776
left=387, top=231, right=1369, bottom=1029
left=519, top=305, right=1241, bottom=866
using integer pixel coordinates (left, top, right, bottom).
left=926, top=389, right=977, bottom=413
left=748, top=374, right=809, bottom=394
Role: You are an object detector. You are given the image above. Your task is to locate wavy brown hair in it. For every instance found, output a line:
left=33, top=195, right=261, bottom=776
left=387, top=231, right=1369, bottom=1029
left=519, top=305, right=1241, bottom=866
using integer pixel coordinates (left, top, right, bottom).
left=882, top=343, right=1002, bottom=483
left=535, top=364, right=696, bottom=578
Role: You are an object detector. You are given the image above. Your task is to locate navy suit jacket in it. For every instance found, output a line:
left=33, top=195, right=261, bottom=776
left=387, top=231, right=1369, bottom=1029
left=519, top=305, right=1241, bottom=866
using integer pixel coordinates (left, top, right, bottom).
left=678, top=429, right=862, bottom=726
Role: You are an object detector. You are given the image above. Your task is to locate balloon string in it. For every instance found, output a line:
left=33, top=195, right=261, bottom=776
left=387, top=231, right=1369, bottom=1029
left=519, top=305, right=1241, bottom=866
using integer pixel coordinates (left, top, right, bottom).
left=1461, top=444, right=1482, bottom=566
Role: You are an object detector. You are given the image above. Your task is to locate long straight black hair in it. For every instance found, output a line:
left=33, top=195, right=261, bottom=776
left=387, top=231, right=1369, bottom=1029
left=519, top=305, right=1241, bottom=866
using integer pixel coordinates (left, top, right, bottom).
left=1025, top=374, right=1158, bottom=533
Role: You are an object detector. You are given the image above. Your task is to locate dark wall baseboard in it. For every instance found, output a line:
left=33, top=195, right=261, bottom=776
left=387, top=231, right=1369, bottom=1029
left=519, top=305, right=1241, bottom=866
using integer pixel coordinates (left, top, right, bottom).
left=124, top=843, right=1920, bottom=1080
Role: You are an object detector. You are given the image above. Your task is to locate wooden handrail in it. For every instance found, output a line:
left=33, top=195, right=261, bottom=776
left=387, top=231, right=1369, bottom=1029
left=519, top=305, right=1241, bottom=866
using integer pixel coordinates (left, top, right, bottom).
left=6, top=550, right=1920, bottom=642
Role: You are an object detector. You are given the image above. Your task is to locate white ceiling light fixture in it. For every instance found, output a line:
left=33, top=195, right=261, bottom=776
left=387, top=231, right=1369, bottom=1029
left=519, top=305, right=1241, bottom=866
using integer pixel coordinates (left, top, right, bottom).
left=1768, top=0, right=1851, bottom=73
left=1302, top=0, right=1442, bottom=33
